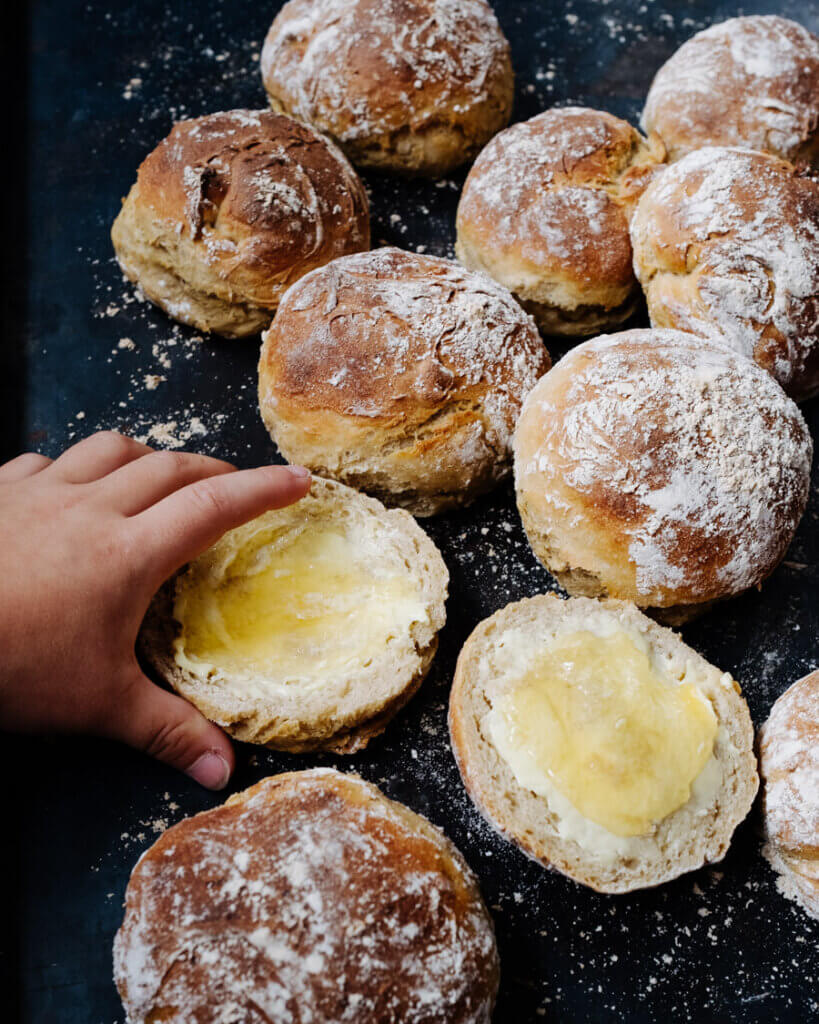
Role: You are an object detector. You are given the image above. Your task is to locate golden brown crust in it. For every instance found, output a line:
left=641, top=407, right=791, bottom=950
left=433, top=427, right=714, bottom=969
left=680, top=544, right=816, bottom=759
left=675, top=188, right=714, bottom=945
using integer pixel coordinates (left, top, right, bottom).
left=258, top=248, right=550, bottom=516
left=114, top=770, right=500, bottom=1023
left=261, top=0, right=513, bottom=176
left=111, top=109, right=370, bottom=337
left=513, top=329, right=812, bottom=614
left=455, top=107, right=665, bottom=335
left=643, top=16, right=819, bottom=165
left=631, top=146, right=819, bottom=401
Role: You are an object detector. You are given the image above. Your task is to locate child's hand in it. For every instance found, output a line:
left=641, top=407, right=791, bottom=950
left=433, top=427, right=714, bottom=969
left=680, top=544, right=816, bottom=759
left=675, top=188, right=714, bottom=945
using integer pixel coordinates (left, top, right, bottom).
left=0, top=431, right=311, bottom=789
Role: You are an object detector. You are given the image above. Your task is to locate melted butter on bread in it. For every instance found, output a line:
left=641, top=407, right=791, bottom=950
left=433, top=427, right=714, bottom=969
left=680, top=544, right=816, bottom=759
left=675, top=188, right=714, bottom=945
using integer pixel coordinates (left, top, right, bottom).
left=487, top=629, right=718, bottom=837
left=173, top=522, right=428, bottom=689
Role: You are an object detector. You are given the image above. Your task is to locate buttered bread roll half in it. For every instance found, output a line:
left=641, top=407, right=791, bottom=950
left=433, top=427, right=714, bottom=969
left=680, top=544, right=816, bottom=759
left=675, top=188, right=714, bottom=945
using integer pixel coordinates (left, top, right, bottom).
left=631, top=146, right=819, bottom=401
left=456, top=106, right=665, bottom=336
left=114, top=769, right=500, bottom=1023
left=449, top=596, right=758, bottom=893
left=514, top=329, right=812, bottom=623
left=643, top=16, right=819, bottom=166
left=111, top=110, right=369, bottom=337
left=259, top=248, right=550, bottom=516
left=261, top=0, right=513, bottom=176
left=139, top=478, right=447, bottom=753
left=759, top=670, right=819, bottom=921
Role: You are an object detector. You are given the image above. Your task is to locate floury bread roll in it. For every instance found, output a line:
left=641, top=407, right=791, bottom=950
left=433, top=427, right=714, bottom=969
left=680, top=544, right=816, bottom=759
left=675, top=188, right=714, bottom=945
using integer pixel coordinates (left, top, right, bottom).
left=643, top=16, right=819, bottom=166
left=630, top=146, right=819, bottom=401
left=139, top=478, right=447, bottom=753
left=111, top=110, right=369, bottom=337
left=258, top=248, right=550, bottom=516
left=449, top=596, right=758, bottom=893
left=456, top=107, right=665, bottom=336
left=759, top=671, right=819, bottom=920
left=260, top=0, right=513, bottom=176
left=114, top=769, right=500, bottom=1023
left=513, top=329, right=812, bottom=623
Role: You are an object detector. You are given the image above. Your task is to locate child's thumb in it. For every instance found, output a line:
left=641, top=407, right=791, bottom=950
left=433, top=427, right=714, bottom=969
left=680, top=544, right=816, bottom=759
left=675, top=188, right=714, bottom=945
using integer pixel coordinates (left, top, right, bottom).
left=113, top=674, right=234, bottom=790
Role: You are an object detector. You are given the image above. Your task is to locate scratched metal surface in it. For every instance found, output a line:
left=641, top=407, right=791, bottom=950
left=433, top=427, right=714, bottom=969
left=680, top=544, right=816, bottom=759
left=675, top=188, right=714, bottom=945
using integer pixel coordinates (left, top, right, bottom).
left=8, top=0, right=819, bottom=1020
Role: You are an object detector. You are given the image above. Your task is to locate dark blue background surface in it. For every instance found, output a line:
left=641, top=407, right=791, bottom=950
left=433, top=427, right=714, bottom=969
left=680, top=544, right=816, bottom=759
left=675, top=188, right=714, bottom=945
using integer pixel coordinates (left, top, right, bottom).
left=5, top=1, right=819, bottom=1021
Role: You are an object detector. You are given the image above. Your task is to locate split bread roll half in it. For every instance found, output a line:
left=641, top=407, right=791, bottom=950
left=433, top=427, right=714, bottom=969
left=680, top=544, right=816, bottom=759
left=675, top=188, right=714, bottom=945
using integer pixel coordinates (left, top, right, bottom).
left=513, top=328, right=812, bottom=623
left=643, top=15, right=819, bottom=166
left=759, top=670, right=819, bottom=920
left=259, top=247, right=550, bottom=516
left=114, top=769, right=500, bottom=1023
left=456, top=106, right=665, bottom=336
left=449, top=595, right=759, bottom=894
left=111, top=109, right=370, bottom=337
left=139, top=477, right=448, bottom=753
left=631, top=146, right=819, bottom=401
left=261, top=0, right=514, bottom=176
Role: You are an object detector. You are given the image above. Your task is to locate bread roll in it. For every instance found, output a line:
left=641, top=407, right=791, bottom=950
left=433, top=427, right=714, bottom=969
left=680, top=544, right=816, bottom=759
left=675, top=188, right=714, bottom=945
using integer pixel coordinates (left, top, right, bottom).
left=631, top=146, right=819, bottom=401
left=111, top=109, right=370, bottom=337
left=513, top=329, right=812, bottom=623
left=258, top=248, right=550, bottom=516
left=139, top=477, right=447, bottom=753
left=456, top=106, right=665, bottom=336
left=260, top=0, right=513, bottom=176
left=643, top=16, right=819, bottom=165
left=114, top=769, right=500, bottom=1023
left=759, top=670, right=819, bottom=921
left=449, top=595, right=758, bottom=893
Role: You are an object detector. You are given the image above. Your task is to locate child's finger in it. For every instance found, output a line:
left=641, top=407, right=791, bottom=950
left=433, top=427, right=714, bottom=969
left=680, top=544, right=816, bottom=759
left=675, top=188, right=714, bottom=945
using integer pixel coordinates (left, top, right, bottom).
left=0, top=452, right=52, bottom=482
left=51, top=431, right=153, bottom=483
left=130, top=464, right=311, bottom=579
left=111, top=672, right=235, bottom=790
left=99, top=449, right=237, bottom=515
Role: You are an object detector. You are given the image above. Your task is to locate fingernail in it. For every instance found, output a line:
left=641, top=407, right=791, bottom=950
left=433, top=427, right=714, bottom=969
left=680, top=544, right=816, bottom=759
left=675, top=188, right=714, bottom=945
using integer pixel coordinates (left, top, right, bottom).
left=187, top=751, right=231, bottom=790
left=285, top=464, right=311, bottom=479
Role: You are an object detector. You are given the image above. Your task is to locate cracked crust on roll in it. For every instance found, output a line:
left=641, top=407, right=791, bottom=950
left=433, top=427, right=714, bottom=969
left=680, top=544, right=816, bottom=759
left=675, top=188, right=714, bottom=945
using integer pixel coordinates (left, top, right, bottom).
left=258, top=247, right=550, bottom=517
left=759, top=670, right=819, bottom=921
left=630, top=146, right=819, bottom=402
left=456, top=106, right=665, bottom=336
left=111, top=109, right=370, bottom=337
left=138, top=478, right=448, bottom=753
left=643, top=16, right=819, bottom=166
left=448, top=595, right=759, bottom=894
left=260, top=0, right=513, bottom=177
left=513, top=329, right=812, bottom=621
left=114, top=769, right=500, bottom=1023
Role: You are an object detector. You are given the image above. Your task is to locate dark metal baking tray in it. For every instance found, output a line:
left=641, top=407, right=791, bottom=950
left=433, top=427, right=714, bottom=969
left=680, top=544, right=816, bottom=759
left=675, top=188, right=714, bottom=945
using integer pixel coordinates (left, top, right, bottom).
left=4, top=0, right=819, bottom=1020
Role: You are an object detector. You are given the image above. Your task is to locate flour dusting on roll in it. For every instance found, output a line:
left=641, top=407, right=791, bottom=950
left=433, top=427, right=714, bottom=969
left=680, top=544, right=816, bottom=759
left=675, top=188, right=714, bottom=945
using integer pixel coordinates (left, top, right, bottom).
left=261, top=0, right=514, bottom=176
left=513, top=328, right=812, bottom=622
left=114, top=769, right=499, bottom=1022
left=759, top=670, right=819, bottom=921
left=111, top=110, right=370, bottom=337
left=643, top=15, right=819, bottom=166
left=259, top=248, right=550, bottom=516
left=456, top=106, right=665, bottom=336
left=631, top=146, right=819, bottom=401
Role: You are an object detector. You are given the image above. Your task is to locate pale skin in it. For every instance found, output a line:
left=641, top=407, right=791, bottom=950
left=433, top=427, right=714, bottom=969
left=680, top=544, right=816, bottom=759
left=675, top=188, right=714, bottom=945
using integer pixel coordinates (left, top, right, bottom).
left=0, top=431, right=311, bottom=790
